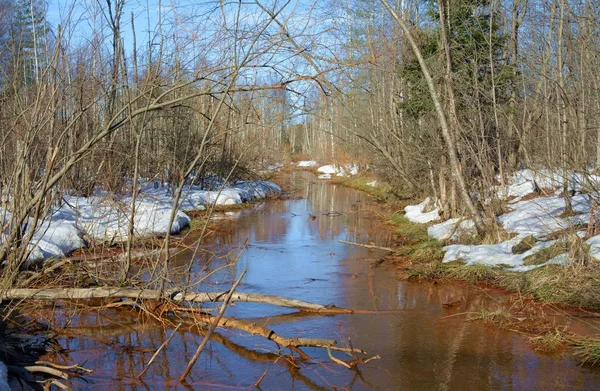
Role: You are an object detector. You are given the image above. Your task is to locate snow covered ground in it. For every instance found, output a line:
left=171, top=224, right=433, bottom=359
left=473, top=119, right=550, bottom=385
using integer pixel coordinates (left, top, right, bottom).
left=316, top=163, right=359, bottom=178
left=4, top=180, right=281, bottom=263
left=297, top=160, right=317, bottom=167
left=404, top=197, right=440, bottom=224
left=404, top=169, right=600, bottom=271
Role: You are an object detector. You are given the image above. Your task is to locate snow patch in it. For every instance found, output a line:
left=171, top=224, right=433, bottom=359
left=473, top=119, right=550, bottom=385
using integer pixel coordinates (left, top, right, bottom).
left=404, top=197, right=441, bottom=224
left=411, top=168, right=600, bottom=270
left=443, top=235, right=557, bottom=271
left=587, top=234, right=600, bottom=261
left=316, top=164, right=359, bottom=177
left=3, top=180, right=281, bottom=263
left=427, top=218, right=475, bottom=241
left=297, top=160, right=317, bottom=167
left=317, top=165, right=337, bottom=174
left=498, top=194, right=591, bottom=238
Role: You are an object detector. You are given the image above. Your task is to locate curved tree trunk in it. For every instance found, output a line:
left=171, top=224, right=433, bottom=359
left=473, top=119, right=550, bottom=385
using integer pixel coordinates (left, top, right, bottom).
left=379, top=0, right=486, bottom=236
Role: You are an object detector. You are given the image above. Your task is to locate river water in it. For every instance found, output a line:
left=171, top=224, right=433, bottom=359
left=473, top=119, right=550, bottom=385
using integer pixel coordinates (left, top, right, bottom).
left=44, top=171, right=600, bottom=390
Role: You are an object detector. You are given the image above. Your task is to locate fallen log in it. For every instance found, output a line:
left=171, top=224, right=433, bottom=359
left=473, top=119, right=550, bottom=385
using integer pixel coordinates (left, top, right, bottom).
left=190, top=311, right=367, bottom=355
left=0, top=288, right=353, bottom=313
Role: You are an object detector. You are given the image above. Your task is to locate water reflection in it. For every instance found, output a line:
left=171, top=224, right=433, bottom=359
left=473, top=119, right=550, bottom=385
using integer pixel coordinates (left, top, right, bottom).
left=42, top=171, right=600, bottom=390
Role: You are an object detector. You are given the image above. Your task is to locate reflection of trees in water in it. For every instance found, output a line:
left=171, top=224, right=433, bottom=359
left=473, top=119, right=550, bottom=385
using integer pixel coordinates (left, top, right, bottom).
left=306, top=180, right=393, bottom=245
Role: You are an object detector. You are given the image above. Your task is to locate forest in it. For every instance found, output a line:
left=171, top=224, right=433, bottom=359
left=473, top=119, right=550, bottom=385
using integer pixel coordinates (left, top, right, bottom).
left=0, top=0, right=600, bottom=389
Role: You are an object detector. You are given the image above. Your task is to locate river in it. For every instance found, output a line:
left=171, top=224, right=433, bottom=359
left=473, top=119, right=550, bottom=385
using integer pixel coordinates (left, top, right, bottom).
left=43, top=171, right=600, bottom=390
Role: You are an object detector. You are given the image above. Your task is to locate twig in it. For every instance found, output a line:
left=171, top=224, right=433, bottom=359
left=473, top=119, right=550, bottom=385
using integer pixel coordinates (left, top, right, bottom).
left=23, top=365, right=69, bottom=379
left=338, top=240, right=394, bottom=252
left=35, top=361, right=92, bottom=374
left=45, top=379, right=74, bottom=391
left=137, top=323, right=182, bottom=379
left=179, top=268, right=247, bottom=382
left=21, top=258, right=71, bottom=287
left=254, top=369, right=268, bottom=389
left=327, top=347, right=351, bottom=369
left=438, top=311, right=477, bottom=320
left=362, top=355, right=381, bottom=364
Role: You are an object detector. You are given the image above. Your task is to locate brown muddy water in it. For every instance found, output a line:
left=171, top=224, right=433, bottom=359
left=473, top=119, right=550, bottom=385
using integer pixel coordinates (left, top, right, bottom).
left=42, top=172, right=600, bottom=390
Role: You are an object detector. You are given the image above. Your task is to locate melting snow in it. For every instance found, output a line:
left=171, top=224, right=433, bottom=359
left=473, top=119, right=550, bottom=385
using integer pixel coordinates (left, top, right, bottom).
left=427, top=218, right=475, bottom=241
left=404, top=197, right=441, bottom=224
left=405, top=168, right=600, bottom=271
left=297, top=160, right=317, bottom=167
left=3, top=180, right=281, bottom=262
left=316, top=164, right=359, bottom=177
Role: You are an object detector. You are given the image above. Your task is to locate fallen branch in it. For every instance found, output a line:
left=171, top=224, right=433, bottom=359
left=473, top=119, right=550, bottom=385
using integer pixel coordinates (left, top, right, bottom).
left=190, top=311, right=367, bottom=355
left=327, top=347, right=351, bottom=369
left=338, top=240, right=394, bottom=252
left=23, top=365, right=68, bottom=379
left=1, top=288, right=352, bottom=313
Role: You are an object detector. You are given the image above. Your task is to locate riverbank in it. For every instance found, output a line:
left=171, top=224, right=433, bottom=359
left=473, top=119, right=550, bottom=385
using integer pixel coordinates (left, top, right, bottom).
left=7, top=179, right=281, bottom=266
left=6, top=170, right=600, bottom=389
left=336, top=174, right=600, bottom=365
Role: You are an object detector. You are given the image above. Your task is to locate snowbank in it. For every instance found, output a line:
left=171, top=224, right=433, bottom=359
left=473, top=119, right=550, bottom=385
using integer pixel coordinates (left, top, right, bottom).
left=442, top=235, right=557, bottom=271
left=316, top=164, right=359, bottom=178
left=427, top=218, right=475, bottom=241
left=493, top=169, right=600, bottom=200
left=297, top=161, right=317, bottom=167
left=404, top=168, right=600, bottom=270
left=404, top=197, right=441, bottom=224
left=63, top=197, right=190, bottom=244
left=317, top=165, right=337, bottom=174
left=2, top=180, right=281, bottom=263
left=498, top=194, right=591, bottom=238
left=587, top=235, right=600, bottom=261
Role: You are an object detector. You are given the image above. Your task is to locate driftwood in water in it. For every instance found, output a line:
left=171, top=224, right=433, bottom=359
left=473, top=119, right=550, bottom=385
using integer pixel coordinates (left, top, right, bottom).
left=190, top=311, right=366, bottom=355
left=338, top=239, right=394, bottom=252
left=1, top=288, right=353, bottom=313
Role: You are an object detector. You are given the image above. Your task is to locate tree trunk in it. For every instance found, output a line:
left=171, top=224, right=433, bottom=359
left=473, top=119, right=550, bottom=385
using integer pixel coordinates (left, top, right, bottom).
left=379, top=0, right=486, bottom=236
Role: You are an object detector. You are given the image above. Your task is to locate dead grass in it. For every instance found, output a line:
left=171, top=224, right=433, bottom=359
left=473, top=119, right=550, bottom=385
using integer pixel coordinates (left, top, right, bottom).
left=526, top=262, right=600, bottom=309
left=470, top=307, right=513, bottom=328
left=448, top=264, right=502, bottom=284
left=523, top=242, right=568, bottom=266
left=512, top=235, right=538, bottom=254
left=542, top=224, right=587, bottom=240
left=572, top=337, right=600, bottom=366
left=529, top=330, right=566, bottom=353
left=335, top=176, right=396, bottom=201
left=407, top=261, right=451, bottom=279
left=389, top=213, right=445, bottom=263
